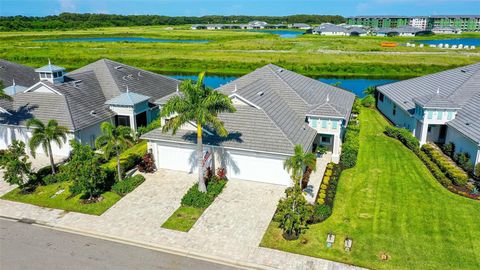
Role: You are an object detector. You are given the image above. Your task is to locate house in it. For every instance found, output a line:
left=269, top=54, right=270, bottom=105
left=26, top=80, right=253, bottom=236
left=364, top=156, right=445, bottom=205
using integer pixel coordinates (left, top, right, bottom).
left=346, top=27, right=368, bottom=36
left=0, top=59, right=180, bottom=156
left=289, top=23, right=312, bottom=30
left=312, top=23, right=348, bottom=36
left=373, top=26, right=424, bottom=36
left=142, top=64, right=355, bottom=186
left=432, top=26, right=462, bottom=34
left=248, top=21, right=268, bottom=29
left=376, top=63, right=480, bottom=166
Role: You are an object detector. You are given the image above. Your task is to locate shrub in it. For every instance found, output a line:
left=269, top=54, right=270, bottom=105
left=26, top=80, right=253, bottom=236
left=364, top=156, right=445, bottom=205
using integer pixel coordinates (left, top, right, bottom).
left=322, top=176, right=330, bottom=185
left=42, top=173, right=67, bottom=185
left=475, top=163, right=480, bottom=178
left=361, top=94, right=376, bottom=108
left=319, top=193, right=326, bottom=199
left=181, top=178, right=227, bottom=208
left=309, top=204, right=332, bottom=224
left=454, top=152, right=474, bottom=174
left=0, top=140, right=33, bottom=189
left=320, top=184, right=327, bottom=190
left=137, top=153, right=156, bottom=173
left=111, top=175, right=146, bottom=196
left=422, top=144, right=468, bottom=186
left=417, top=151, right=451, bottom=187
left=324, top=170, right=332, bottom=177
left=384, top=126, right=419, bottom=153
left=442, top=142, right=455, bottom=158
left=275, top=185, right=312, bottom=240
left=317, top=198, right=325, bottom=205
left=340, top=120, right=360, bottom=168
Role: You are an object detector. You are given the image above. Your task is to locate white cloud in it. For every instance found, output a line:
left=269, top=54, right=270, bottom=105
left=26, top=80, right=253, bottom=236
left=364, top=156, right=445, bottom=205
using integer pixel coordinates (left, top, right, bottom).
left=58, top=0, right=76, bottom=12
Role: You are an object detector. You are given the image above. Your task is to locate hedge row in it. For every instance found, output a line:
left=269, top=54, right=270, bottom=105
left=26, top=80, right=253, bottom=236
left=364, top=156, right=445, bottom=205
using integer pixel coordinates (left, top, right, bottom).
left=111, top=175, right=146, bottom=196
left=417, top=151, right=451, bottom=187
left=339, top=120, right=360, bottom=169
left=181, top=178, right=227, bottom=209
left=421, top=144, right=468, bottom=186
left=384, top=126, right=419, bottom=153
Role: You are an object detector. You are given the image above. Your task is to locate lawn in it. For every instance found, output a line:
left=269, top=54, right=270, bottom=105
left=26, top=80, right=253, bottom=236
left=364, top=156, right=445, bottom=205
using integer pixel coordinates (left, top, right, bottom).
left=2, top=181, right=121, bottom=215
left=1, top=27, right=479, bottom=78
left=161, top=206, right=205, bottom=232
left=261, top=108, right=480, bottom=270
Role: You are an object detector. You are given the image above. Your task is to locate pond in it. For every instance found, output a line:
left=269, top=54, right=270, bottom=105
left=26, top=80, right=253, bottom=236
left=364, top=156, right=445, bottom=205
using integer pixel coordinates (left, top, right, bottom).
left=170, top=74, right=397, bottom=98
left=248, top=30, right=305, bottom=38
left=417, top=38, right=480, bottom=46
left=34, top=37, right=209, bottom=43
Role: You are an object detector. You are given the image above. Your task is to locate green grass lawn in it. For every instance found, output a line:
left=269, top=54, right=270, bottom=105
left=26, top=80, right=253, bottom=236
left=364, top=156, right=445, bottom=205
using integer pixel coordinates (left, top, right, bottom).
left=161, top=206, right=205, bottom=232
left=2, top=181, right=122, bottom=215
left=1, top=27, right=479, bottom=78
left=261, top=108, right=480, bottom=270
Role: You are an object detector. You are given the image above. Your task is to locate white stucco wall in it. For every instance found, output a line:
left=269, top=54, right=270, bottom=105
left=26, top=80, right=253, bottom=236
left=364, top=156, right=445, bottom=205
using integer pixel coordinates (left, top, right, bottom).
left=445, top=127, right=480, bottom=165
left=0, top=125, right=74, bottom=156
left=74, top=118, right=114, bottom=148
left=377, top=95, right=416, bottom=132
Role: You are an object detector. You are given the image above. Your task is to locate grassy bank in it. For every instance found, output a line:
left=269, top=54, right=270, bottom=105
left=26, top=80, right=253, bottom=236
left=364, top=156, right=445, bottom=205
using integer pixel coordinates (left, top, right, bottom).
left=260, top=108, right=480, bottom=270
left=1, top=26, right=479, bottom=78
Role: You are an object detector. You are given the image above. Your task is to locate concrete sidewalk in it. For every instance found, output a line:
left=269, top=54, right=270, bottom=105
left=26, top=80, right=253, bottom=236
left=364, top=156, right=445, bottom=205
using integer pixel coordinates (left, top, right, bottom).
left=0, top=169, right=363, bottom=270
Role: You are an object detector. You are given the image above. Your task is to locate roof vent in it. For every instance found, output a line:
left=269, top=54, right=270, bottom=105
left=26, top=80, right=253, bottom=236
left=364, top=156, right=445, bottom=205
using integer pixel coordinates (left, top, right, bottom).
left=257, top=91, right=264, bottom=96
left=90, top=110, right=97, bottom=116
left=466, top=122, right=471, bottom=126
left=115, top=66, right=124, bottom=70
left=460, top=69, right=468, bottom=73
left=278, top=68, right=284, bottom=73
left=138, top=72, right=143, bottom=77
left=72, top=80, right=82, bottom=88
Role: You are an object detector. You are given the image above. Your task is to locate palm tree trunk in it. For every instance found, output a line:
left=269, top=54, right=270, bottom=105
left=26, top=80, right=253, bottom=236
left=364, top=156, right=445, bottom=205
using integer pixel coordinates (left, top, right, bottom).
left=48, top=143, right=56, bottom=174
left=197, top=123, right=207, bottom=193
left=116, top=150, right=122, bottom=182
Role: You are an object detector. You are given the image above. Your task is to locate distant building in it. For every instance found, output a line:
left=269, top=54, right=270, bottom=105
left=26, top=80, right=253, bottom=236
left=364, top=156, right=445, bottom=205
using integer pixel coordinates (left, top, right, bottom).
left=432, top=26, right=462, bottom=35
left=289, top=23, right=312, bottom=30
left=347, top=15, right=480, bottom=32
left=248, top=21, right=268, bottom=29
left=312, top=23, right=348, bottom=36
left=373, top=26, right=424, bottom=37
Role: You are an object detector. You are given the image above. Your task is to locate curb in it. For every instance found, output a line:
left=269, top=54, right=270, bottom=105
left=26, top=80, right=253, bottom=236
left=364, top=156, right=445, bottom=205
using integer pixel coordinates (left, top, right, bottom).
left=0, top=215, right=275, bottom=270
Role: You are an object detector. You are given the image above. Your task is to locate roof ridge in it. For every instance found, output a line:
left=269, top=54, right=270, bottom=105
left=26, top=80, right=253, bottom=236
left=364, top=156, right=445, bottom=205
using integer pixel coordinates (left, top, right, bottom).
left=265, top=65, right=310, bottom=106
left=58, top=91, right=77, bottom=131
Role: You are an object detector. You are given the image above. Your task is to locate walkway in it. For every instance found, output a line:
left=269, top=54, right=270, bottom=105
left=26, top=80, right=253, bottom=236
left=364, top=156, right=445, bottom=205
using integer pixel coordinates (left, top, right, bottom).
left=304, top=153, right=332, bottom=204
left=0, top=169, right=363, bottom=270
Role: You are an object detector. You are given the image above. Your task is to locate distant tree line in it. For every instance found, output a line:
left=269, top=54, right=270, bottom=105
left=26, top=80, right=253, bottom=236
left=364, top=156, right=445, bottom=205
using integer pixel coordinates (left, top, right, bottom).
left=0, top=13, right=345, bottom=31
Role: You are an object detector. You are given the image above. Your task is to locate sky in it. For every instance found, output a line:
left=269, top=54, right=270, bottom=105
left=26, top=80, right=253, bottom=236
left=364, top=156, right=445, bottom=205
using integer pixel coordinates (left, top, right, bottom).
left=1, top=0, right=479, bottom=17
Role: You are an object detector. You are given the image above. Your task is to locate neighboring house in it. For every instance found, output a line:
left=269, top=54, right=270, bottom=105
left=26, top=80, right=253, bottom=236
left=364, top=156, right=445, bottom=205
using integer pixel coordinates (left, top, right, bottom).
left=289, top=23, right=312, bottom=30
left=346, top=27, right=368, bottom=36
left=377, top=63, right=480, bottom=166
left=0, top=58, right=180, bottom=156
left=312, top=23, right=348, bottom=36
left=248, top=21, right=268, bottom=29
left=142, top=64, right=355, bottom=186
left=373, top=26, right=424, bottom=36
left=432, top=26, right=462, bottom=34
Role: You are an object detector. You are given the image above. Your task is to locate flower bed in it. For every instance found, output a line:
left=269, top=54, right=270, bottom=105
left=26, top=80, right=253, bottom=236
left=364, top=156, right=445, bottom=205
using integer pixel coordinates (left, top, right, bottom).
left=422, top=144, right=468, bottom=186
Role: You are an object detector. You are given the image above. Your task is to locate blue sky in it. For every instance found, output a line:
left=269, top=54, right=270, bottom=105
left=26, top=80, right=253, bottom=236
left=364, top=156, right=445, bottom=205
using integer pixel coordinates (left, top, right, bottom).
left=1, top=0, right=479, bottom=17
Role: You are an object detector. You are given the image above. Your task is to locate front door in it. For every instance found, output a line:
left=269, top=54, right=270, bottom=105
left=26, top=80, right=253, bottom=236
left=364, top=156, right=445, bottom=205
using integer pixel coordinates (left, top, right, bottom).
left=439, top=125, right=447, bottom=142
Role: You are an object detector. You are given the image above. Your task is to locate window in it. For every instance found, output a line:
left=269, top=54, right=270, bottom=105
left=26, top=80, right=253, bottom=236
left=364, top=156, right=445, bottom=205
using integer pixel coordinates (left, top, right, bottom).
left=321, top=120, right=327, bottom=128
left=332, top=121, right=338, bottom=129
left=115, top=115, right=131, bottom=127
left=447, top=111, right=453, bottom=120
left=436, top=110, right=442, bottom=120
left=427, top=110, right=433, bottom=119
left=40, top=73, right=46, bottom=78
left=392, top=105, right=397, bottom=116
left=311, top=119, right=317, bottom=128
left=379, top=93, right=384, bottom=102
left=46, top=73, right=52, bottom=78
left=321, top=136, right=331, bottom=143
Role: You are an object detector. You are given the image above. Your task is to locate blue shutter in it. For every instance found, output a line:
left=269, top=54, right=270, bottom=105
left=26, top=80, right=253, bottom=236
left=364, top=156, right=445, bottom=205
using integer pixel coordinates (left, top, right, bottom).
left=447, top=111, right=453, bottom=120
left=322, top=120, right=327, bottom=128
left=437, top=111, right=442, bottom=120
left=312, top=119, right=317, bottom=128
left=427, top=110, right=433, bottom=119
left=332, top=121, right=338, bottom=129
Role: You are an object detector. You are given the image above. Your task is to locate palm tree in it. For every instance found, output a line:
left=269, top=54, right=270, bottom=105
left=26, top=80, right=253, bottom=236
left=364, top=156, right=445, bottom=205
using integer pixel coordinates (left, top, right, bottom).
left=95, top=122, right=133, bottom=182
left=161, top=72, right=236, bottom=192
left=0, top=81, right=13, bottom=101
left=284, top=145, right=317, bottom=187
left=26, top=118, right=68, bottom=174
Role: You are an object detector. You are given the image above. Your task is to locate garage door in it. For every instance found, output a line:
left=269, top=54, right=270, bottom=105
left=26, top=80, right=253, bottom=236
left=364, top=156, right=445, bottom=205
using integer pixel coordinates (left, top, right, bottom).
left=157, top=144, right=196, bottom=173
left=227, top=151, right=291, bottom=186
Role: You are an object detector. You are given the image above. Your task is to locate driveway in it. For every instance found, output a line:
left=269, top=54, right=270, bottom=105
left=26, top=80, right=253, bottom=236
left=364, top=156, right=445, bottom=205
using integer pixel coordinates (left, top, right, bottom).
left=186, top=179, right=286, bottom=260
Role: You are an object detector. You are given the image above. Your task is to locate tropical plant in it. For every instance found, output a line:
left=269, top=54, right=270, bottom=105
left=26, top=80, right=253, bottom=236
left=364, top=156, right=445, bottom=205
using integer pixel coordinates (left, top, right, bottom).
left=475, top=163, right=480, bottom=178
left=137, top=152, right=156, bottom=173
left=0, top=140, right=32, bottom=189
left=275, top=185, right=312, bottom=240
left=284, top=145, right=317, bottom=187
left=26, top=118, right=68, bottom=174
left=0, top=81, right=13, bottom=101
left=363, top=86, right=376, bottom=96
left=160, top=72, right=236, bottom=192
left=96, top=122, right=134, bottom=182
left=442, top=142, right=455, bottom=158
left=66, top=140, right=106, bottom=200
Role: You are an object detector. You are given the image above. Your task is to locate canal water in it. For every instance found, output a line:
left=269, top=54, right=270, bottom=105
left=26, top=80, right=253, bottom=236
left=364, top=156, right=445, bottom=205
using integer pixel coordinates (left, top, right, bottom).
left=418, top=38, right=480, bottom=46
left=35, top=37, right=209, bottom=43
left=170, top=74, right=397, bottom=98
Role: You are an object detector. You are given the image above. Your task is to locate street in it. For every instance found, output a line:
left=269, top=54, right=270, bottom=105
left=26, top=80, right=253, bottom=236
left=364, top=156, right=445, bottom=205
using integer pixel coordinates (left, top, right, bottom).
left=0, top=218, right=241, bottom=270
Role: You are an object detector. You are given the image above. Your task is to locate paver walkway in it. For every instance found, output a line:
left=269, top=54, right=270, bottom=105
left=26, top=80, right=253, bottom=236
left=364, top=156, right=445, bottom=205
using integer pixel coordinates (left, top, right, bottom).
left=304, top=153, right=332, bottom=204
left=0, top=169, right=363, bottom=270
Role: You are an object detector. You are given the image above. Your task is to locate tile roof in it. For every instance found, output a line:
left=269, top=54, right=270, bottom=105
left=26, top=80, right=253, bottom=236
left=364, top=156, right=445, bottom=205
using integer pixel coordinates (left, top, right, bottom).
left=413, top=94, right=460, bottom=109
left=105, top=91, right=150, bottom=106
left=448, top=92, right=480, bottom=144
left=148, top=64, right=355, bottom=155
left=0, top=59, right=39, bottom=87
left=313, top=24, right=347, bottom=33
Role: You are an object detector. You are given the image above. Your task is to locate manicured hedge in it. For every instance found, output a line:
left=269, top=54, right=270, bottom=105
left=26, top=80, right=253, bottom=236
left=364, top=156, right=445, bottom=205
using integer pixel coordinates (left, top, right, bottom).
left=421, top=144, right=468, bottom=186
left=102, top=140, right=147, bottom=176
left=340, top=120, right=360, bottom=169
left=111, top=175, right=146, bottom=196
left=384, top=126, right=419, bottom=153
left=417, top=151, right=451, bottom=187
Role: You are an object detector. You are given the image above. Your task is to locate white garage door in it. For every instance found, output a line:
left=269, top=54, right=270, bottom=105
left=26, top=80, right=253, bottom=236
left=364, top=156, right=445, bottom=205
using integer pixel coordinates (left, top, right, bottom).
left=156, top=144, right=196, bottom=173
left=227, top=151, right=291, bottom=186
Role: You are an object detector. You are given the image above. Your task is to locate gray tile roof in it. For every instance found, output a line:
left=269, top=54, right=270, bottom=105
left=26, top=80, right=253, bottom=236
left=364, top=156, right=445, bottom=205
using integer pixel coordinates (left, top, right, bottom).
left=413, top=94, right=460, bottom=109
left=313, top=24, right=347, bottom=33
left=0, top=59, right=39, bottom=88
left=105, top=91, right=150, bottom=106
left=378, top=62, right=480, bottom=144
left=142, top=105, right=296, bottom=155
left=307, top=103, right=345, bottom=118
left=148, top=64, right=355, bottom=155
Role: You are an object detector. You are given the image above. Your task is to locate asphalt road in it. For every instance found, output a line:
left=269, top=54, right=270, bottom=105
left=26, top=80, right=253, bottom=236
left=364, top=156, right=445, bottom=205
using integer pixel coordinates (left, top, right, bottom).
left=0, top=218, right=242, bottom=270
